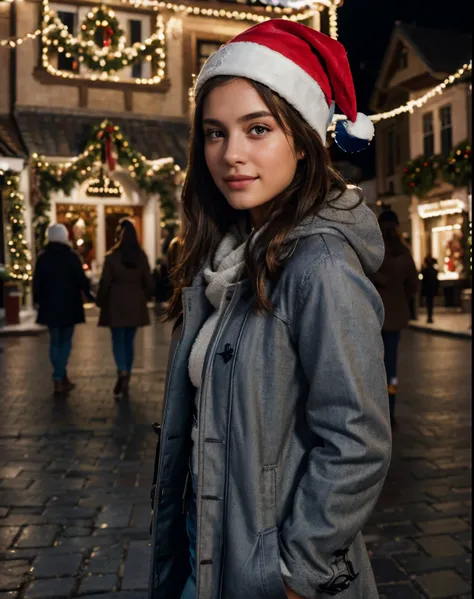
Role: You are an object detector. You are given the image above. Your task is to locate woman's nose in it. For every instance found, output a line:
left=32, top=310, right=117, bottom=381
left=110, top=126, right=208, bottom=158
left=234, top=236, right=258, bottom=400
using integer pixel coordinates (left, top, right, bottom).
left=223, top=134, right=247, bottom=166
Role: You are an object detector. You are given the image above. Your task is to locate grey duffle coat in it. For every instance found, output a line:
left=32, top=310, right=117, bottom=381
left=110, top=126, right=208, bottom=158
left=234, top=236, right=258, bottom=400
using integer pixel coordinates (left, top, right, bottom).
left=149, top=197, right=392, bottom=599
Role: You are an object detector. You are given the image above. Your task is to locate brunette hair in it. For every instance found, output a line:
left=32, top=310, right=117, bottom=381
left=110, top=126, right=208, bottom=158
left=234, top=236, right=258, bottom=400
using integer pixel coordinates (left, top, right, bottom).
left=166, top=75, right=350, bottom=319
left=112, top=218, right=142, bottom=268
left=378, top=210, right=407, bottom=258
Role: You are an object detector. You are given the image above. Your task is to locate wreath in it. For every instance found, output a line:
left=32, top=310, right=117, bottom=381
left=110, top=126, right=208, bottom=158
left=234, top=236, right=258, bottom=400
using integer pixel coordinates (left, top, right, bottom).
left=402, top=154, right=443, bottom=198
left=80, top=6, right=124, bottom=49
left=441, top=139, right=472, bottom=189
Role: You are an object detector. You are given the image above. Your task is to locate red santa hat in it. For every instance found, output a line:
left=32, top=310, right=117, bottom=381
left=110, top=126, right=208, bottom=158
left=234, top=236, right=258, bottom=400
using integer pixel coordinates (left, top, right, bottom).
left=195, top=20, right=374, bottom=153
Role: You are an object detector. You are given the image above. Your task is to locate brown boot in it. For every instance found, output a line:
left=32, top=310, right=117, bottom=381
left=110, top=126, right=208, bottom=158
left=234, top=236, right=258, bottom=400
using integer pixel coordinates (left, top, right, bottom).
left=53, top=380, right=65, bottom=396
left=121, top=372, right=131, bottom=398
left=62, top=374, right=76, bottom=393
left=114, top=372, right=130, bottom=397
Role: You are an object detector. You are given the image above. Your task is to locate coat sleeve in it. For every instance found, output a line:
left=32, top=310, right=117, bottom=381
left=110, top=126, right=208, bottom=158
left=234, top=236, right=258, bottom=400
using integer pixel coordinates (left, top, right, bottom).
left=96, top=257, right=113, bottom=308
left=279, top=253, right=392, bottom=597
left=141, top=253, right=155, bottom=301
left=32, top=254, right=44, bottom=306
left=72, top=252, right=93, bottom=301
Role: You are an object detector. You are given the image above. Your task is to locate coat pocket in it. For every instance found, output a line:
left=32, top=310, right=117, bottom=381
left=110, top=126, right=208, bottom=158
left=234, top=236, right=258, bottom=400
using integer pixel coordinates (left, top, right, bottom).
left=241, top=527, right=288, bottom=599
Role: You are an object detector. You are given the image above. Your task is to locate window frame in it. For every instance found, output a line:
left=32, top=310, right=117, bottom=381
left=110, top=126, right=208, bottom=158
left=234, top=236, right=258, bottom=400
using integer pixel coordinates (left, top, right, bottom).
left=439, top=104, right=453, bottom=155
left=422, top=111, right=435, bottom=157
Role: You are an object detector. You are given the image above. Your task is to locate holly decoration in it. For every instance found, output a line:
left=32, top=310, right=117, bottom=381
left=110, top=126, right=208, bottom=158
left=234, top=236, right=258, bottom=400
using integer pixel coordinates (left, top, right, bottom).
left=32, top=120, right=179, bottom=252
left=402, top=154, right=443, bottom=198
left=43, top=5, right=166, bottom=73
left=0, top=170, right=32, bottom=282
left=441, top=139, right=472, bottom=189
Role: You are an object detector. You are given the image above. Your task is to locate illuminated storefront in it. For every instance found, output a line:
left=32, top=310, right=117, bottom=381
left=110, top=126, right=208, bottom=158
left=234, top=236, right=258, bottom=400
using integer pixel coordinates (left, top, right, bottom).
left=415, top=196, right=470, bottom=305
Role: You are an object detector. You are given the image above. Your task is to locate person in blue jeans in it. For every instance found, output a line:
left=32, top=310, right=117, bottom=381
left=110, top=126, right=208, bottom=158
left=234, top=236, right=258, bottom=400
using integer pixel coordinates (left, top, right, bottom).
left=97, top=219, right=154, bottom=398
left=33, top=224, right=93, bottom=396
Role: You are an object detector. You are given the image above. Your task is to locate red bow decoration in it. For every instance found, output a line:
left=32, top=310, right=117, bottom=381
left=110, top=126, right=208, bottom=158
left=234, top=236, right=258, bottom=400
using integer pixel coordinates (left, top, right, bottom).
left=103, top=26, right=114, bottom=47
left=98, top=125, right=116, bottom=171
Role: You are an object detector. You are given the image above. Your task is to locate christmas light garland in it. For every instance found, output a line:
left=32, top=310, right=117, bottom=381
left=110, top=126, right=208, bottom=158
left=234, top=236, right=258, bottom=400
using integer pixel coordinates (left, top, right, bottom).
left=0, top=170, right=32, bottom=282
left=41, top=1, right=167, bottom=83
left=31, top=120, right=180, bottom=251
left=0, top=29, right=42, bottom=48
left=329, top=60, right=472, bottom=132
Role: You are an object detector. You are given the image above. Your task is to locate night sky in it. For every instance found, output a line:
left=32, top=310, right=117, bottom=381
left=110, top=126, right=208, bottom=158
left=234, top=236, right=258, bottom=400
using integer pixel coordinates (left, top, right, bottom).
left=332, top=0, right=473, bottom=179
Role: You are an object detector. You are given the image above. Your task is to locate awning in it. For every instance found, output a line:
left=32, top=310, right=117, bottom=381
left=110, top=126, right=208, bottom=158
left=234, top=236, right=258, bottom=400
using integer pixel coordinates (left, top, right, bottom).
left=15, top=108, right=190, bottom=168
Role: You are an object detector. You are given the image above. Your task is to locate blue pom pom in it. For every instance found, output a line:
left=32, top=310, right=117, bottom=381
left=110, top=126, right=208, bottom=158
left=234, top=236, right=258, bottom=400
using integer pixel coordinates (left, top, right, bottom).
left=334, top=120, right=373, bottom=153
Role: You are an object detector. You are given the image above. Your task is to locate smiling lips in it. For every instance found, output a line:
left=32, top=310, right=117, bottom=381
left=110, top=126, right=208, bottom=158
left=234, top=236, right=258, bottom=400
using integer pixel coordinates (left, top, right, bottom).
left=224, top=175, right=258, bottom=190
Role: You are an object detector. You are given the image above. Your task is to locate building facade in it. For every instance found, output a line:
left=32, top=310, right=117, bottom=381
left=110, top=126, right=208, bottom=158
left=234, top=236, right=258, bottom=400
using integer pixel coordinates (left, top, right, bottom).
left=371, top=23, right=472, bottom=305
left=1, top=0, right=341, bottom=287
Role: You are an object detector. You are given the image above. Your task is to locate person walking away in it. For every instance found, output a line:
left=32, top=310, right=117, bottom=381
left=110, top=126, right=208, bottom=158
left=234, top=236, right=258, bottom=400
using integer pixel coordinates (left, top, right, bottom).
left=33, top=223, right=93, bottom=396
left=421, top=256, right=439, bottom=323
left=96, top=219, right=154, bottom=398
left=149, top=21, right=392, bottom=599
left=152, top=257, right=172, bottom=312
left=371, top=209, right=419, bottom=429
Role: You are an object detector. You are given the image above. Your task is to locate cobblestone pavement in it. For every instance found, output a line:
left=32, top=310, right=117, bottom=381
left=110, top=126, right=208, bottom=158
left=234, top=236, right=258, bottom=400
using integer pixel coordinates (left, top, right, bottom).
left=0, top=309, right=471, bottom=599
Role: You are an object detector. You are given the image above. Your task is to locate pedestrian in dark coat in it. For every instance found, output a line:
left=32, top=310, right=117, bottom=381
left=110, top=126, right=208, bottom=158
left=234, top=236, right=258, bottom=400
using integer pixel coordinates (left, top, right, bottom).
left=371, top=209, right=419, bottom=428
left=421, top=256, right=439, bottom=323
left=33, top=223, right=93, bottom=395
left=96, top=218, right=154, bottom=398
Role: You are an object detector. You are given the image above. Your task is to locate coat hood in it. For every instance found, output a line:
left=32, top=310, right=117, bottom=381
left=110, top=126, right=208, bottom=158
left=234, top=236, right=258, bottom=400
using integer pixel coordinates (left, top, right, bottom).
left=288, top=187, right=384, bottom=275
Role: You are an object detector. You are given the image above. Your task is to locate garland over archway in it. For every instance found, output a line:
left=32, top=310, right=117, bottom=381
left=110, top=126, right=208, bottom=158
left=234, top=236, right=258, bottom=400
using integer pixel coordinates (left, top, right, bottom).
left=31, top=120, right=180, bottom=253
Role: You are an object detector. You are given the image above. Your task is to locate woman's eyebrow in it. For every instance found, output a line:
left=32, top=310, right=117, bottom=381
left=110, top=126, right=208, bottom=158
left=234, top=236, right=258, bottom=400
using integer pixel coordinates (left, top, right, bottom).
left=202, top=111, right=274, bottom=127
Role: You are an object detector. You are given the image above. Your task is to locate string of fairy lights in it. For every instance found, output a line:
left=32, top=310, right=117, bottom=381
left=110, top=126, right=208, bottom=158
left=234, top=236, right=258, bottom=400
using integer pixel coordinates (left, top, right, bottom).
left=0, top=0, right=338, bottom=52
left=327, top=59, right=473, bottom=133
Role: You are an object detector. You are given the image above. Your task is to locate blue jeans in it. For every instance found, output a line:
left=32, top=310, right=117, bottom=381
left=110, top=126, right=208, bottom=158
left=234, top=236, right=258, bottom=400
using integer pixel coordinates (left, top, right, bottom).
left=49, top=326, right=75, bottom=381
left=382, top=330, right=401, bottom=385
left=111, top=327, right=137, bottom=373
left=181, top=470, right=198, bottom=599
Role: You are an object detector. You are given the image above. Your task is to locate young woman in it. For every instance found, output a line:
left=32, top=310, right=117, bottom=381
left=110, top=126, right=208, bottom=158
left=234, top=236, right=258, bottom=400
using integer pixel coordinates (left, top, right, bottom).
left=149, top=21, right=391, bottom=599
left=96, top=218, right=154, bottom=397
left=33, top=223, right=93, bottom=396
left=371, top=209, right=419, bottom=429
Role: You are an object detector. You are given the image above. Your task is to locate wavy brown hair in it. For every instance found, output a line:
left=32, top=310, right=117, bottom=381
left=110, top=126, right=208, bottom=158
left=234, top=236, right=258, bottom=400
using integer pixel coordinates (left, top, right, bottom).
left=166, top=75, right=349, bottom=319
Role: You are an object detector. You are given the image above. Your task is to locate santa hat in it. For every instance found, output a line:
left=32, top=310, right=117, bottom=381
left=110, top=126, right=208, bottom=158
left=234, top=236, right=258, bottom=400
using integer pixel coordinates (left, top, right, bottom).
left=195, top=20, right=374, bottom=153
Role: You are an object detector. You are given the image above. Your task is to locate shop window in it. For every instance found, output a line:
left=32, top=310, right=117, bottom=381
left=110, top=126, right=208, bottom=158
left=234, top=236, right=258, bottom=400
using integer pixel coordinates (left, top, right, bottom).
left=427, top=214, right=466, bottom=280
left=422, top=112, right=434, bottom=157
left=57, top=11, right=77, bottom=72
left=129, top=20, right=142, bottom=79
left=196, top=40, right=222, bottom=73
left=440, top=104, right=453, bottom=155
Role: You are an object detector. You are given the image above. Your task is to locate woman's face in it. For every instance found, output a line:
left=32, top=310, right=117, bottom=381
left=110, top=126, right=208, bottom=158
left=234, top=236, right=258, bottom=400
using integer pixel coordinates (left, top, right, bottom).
left=202, top=78, right=299, bottom=228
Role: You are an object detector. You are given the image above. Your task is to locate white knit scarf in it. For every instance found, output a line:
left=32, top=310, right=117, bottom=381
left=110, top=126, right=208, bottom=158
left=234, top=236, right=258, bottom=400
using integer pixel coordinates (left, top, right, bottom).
left=188, top=225, right=248, bottom=388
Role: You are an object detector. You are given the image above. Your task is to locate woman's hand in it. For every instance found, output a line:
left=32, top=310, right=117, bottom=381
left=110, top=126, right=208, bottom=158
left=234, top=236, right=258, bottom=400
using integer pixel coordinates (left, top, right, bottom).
left=283, top=580, right=304, bottom=599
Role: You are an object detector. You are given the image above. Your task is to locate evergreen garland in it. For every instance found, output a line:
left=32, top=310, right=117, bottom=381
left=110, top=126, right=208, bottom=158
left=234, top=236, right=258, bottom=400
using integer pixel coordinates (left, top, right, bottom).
left=441, top=139, right=472, bottom=189
left=402, top=154, right=443, bottom=198
left=0, top=170, right=32, bottom=282
left=32, top=120, right=179, bottom=252
left=44, top=5, right=166, bottom=73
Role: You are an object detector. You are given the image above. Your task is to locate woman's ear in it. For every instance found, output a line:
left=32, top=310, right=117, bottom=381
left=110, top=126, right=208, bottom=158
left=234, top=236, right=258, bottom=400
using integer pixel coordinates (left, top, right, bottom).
left=297, top=150, right=306, bottom=160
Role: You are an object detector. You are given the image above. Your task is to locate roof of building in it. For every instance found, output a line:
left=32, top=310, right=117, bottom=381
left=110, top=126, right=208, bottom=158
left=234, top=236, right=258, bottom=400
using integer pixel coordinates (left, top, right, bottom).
left=397, top=23, right=472, bottom=75
left=15, top=109, right=190, bottom=168
left=0, top=116, right=27, bottom=158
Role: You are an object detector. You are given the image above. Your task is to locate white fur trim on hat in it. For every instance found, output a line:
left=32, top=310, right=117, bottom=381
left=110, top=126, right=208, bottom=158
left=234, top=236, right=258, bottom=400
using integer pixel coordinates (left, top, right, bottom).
left=345, top=112, right=375, bottom=141
left=47, top=223, right=69, bottom=245
left=196, top=42, right=330, bottom=142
